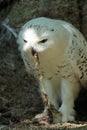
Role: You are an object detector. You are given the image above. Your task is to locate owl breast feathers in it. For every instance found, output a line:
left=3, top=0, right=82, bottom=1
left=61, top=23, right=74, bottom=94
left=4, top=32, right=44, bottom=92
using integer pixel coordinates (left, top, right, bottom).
left=17, top=17, right=87, bottom=122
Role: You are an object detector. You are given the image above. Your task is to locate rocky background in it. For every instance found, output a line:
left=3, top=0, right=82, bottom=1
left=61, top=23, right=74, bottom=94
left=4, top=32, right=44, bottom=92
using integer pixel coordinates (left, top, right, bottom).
left=0, top=0, right=87, bottom=130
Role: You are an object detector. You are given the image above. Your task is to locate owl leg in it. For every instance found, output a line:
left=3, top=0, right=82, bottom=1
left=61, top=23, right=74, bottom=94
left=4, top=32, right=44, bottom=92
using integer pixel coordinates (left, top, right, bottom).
left=32, top=89, right=53, bottom=124
left=32, top=78, right=53, bottom=124
left=40, top=79, right=62, bottom=123
left=59, top=78, right=80, bottom=122
left=43, top=79, right=60, bottom=110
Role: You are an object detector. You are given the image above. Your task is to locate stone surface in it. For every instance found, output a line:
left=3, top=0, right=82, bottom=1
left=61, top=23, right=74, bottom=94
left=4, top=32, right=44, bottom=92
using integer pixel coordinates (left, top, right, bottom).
left=0, top=0, right=19, bottom=23
left=82, top=0, right=87, bottom=38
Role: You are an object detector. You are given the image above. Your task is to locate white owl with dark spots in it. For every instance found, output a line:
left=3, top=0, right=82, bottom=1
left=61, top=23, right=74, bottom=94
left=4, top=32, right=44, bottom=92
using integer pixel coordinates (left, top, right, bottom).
left=16, top=17, right=87, bottom=123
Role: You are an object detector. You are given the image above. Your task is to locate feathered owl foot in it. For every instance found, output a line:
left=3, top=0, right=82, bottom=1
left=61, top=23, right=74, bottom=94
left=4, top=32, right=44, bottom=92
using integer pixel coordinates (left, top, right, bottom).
left=32, top=106, right=63, bottom=124
left=32, top=108, right=53, bottom=125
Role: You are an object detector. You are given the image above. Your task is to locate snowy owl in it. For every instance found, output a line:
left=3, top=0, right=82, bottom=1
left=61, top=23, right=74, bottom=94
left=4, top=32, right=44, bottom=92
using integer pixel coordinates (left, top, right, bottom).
left=3, top=17, right=87, bottom=123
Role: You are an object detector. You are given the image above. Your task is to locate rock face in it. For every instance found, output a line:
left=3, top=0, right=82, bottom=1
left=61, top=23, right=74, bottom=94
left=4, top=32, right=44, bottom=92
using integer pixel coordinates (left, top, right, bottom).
left=0, top=0, right=87, bottom=126
left=0, top=0, right=19, bottom=23
left=82, top=0, right=87, bottom=38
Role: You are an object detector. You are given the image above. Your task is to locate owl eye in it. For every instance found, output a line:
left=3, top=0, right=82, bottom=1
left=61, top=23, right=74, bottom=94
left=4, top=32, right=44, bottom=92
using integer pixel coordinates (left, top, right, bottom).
left=24, top=39, right=27, bottom=43
left=38, top=39, right=48, bottom=44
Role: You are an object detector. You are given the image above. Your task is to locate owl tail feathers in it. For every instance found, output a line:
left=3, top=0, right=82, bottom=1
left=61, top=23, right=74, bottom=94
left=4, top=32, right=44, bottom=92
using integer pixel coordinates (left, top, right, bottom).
left=2, top=18, right=18, bottom=39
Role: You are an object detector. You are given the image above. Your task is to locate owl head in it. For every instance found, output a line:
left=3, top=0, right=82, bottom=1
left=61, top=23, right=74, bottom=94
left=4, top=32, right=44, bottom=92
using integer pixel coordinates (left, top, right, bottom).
left=17, top=18, right=65, bottom=52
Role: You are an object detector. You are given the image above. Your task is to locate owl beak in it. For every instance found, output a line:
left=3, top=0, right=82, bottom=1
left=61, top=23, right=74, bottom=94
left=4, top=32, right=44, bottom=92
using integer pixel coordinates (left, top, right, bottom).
left=31, top=48, right=37, bottom=56
left=31, top=48, right=40, bottom=65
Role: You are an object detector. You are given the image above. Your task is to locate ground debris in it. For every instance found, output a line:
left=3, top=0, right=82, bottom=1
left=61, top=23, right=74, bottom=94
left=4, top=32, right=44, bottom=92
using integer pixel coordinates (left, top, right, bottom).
left=1, top=122, right=87, bottom=130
